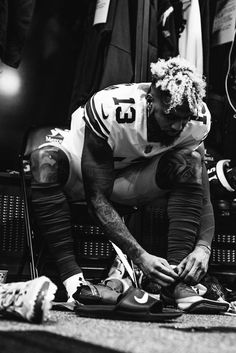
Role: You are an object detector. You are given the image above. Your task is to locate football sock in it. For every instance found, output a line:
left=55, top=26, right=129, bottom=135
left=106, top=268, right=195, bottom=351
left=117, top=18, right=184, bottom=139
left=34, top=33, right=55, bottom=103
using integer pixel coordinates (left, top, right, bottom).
left=31, top=184, right=82, bottom=281
left=63, top=273, right=86, bottom=300
left=167, top=183, right=203, bottom=265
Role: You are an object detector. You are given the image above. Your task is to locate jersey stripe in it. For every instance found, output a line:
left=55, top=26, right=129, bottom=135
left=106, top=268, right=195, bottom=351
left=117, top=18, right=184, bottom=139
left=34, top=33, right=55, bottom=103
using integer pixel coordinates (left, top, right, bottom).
left=84, top=101, right=108, bottom=140
left=90, top=96, right=110, bottom=135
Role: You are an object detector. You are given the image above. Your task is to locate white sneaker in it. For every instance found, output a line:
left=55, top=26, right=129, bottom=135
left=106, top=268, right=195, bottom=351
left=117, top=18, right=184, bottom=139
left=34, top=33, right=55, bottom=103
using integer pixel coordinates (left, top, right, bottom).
left=107, top=255, right=126, bottom=279
left=102, top=256, right=131, bottom=293
left=0, top=276, right=57, bottom=323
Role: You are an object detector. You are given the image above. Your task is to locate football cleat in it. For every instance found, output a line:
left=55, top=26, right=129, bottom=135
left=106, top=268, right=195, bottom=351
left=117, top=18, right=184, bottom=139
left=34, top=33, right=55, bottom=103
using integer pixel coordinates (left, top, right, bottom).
left=0, top=276, right=57, bottom=323
left=161, top=282, right=229, bottom=314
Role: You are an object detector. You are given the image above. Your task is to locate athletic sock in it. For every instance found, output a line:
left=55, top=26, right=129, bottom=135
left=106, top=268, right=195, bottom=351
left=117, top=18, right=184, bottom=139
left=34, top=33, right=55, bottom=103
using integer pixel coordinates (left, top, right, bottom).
left=167, top=183, right=203, bottom=265
left=63, top=273, right=87, bottom=300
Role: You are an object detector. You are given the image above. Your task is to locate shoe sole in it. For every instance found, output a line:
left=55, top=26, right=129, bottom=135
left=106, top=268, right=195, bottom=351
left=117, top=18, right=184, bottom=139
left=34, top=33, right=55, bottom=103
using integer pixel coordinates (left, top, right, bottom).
left=75, top=305, right=183, bottom=322
left=182, top=300, right=230, bottom=314
left=32, top=281, right=50, bottom=323
left=28, top=278, right=57, bottom=323
left=52, top=301, right=75, bottom=311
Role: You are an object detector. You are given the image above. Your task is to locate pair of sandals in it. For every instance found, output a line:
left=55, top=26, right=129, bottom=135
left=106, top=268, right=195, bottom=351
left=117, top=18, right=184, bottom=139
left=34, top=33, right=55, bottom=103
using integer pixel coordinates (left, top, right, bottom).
left=54, top=248, right=230, bottom=321
left=73, top=273, right=230, bottom=321
left=69, top=242, right=180, bottom=322
left=52, top=275, right=229, bottom=320
left=72, top=280, right=182, bottom=322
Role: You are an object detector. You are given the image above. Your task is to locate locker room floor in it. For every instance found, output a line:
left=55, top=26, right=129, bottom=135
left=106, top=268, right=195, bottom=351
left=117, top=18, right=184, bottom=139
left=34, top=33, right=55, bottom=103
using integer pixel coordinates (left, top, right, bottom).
left=1, top=310, right=236, bottom=353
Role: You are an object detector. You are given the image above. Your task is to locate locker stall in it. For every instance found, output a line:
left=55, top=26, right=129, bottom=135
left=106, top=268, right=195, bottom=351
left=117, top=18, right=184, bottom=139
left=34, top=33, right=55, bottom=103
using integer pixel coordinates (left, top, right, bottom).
left=0, top=0, right=235, bottom=290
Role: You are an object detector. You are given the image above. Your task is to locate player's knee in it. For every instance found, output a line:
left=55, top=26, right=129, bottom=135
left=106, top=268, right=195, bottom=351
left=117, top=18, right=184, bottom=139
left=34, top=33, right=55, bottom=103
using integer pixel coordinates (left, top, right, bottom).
left=30, top=146, right=69, bottom=184
left=30, top=147, right=57, bottom=184
left=156, top=150, right=203, bottom=189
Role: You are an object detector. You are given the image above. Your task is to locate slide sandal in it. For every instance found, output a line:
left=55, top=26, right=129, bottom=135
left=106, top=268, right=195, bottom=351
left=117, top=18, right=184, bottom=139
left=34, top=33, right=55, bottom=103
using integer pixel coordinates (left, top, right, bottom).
left=52, top=282, right=120, bottom=311
left=73, top=282, right=121, bottom=305
left=74, top=286, right=183, bottom=322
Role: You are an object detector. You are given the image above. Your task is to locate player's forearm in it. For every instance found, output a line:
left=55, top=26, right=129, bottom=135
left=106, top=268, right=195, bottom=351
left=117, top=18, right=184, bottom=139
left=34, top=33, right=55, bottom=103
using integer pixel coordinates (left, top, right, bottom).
left=88, top=193, right=146, bottom=263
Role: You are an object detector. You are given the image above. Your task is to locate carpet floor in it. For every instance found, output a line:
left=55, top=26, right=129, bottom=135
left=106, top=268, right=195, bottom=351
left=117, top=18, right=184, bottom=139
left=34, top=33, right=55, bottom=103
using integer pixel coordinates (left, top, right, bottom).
left=1, top=310, right=236, bottom=353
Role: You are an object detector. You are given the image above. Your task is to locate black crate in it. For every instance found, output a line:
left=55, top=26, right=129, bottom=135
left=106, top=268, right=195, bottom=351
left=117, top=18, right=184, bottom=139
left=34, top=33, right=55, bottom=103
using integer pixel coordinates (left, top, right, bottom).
left=0, top=172, right=28, bottom=280
left=0, top=172, right=114, bottom=281
left=0, top=173, right=26, bottom=256
left=73, top=224, right=113, bottom=260
left=211, top=233, right=236, bottom=265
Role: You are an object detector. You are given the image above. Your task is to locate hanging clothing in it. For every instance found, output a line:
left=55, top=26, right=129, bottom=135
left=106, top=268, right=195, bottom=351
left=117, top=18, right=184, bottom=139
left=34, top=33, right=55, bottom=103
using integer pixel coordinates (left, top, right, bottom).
left=68, top=0, right=106, bottom=114
left=147, top=0, right=158, bottom=69
left=225, top=33, right=236, bottom=163
left=156, top=0, right=182, bottom=61
left=0, top=0, right=35, bottom=68
left=147, top=0, right=184, bottom=82
left=99, top=0, right=133, bottom=89
left=198, top=0, right=211, bottom=82
left=208, top=0, right=236, bottom=159
left=69, top=0, right=133, bottom=115
left=178, top=0, right=203, bottom=75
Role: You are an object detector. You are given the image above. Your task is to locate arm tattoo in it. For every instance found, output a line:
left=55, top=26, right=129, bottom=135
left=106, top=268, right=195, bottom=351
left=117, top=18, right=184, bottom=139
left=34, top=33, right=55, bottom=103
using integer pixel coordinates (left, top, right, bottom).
left=91, top=193, right=144, bottom=262
left=82, top=126, right=145, bottom=262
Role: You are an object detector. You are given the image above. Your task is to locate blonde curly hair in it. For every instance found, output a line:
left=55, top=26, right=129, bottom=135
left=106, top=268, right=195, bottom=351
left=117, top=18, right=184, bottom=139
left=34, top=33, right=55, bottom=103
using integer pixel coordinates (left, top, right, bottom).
left=150, top=56, right=206, bottom=114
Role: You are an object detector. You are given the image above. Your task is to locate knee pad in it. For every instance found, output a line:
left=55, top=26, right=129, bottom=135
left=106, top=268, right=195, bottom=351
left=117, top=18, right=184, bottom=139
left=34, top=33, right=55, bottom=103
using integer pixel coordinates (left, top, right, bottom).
left=156, top=149, right=203, bottom=189
left=30, top=145, right=69, bottom=184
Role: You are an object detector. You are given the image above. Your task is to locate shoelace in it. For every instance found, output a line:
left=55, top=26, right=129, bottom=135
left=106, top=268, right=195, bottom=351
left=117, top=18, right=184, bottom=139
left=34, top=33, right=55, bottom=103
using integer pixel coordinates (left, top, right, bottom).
left=191, top=286, right=200, bottom=295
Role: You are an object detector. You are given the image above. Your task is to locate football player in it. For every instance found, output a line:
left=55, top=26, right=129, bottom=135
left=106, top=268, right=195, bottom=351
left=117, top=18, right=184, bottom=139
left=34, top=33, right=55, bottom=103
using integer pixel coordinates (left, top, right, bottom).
left=30, top=57, right=223, bottom=312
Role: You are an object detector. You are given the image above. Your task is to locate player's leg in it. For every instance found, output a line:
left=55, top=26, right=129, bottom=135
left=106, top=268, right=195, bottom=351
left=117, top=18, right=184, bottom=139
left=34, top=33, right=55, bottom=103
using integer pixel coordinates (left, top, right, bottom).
left=30, top=145, right=86, bottom=300
left=156, top=149, right=203, bottom=265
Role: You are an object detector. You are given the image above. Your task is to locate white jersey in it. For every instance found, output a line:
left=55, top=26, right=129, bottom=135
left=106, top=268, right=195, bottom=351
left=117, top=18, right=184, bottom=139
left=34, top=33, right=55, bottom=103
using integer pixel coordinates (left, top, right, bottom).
left=45, top=83, right=211, bottom=200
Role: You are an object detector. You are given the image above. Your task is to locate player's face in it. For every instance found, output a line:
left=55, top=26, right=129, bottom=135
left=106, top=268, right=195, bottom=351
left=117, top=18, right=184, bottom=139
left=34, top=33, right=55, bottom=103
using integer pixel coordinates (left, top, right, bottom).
left=150, top=88, right=192, bottom=144
left=154, top=108, right=191, bottom=136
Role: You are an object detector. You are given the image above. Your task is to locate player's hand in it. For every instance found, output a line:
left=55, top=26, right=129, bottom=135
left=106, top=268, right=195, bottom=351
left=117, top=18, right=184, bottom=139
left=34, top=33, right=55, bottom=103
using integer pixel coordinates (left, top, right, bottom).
left=137, top=252, right=179, bottom=287
left=175, top=246, right=211, bottom=285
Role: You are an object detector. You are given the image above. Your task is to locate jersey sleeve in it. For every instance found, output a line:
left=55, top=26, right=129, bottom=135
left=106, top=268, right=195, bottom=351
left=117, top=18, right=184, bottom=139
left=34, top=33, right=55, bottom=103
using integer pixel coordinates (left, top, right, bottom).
left=177, top=102, right=211, bottom=151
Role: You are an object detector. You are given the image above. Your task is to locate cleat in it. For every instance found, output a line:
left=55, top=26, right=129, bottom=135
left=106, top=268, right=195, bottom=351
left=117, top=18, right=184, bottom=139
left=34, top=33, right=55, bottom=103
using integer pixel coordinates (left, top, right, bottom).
left=0, top=276, right=57, bottom=323
left=161, top=282, right=229, bottom=314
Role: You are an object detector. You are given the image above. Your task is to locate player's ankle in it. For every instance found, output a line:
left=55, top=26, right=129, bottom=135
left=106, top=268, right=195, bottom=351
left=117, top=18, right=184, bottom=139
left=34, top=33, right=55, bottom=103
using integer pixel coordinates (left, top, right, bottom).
left=63, top=273, right=87, bottom=299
